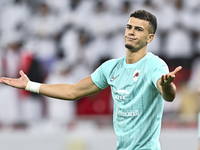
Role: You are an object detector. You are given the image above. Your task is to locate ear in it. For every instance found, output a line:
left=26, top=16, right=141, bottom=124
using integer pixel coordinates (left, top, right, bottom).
left=147, top=34, right=154, bottom=43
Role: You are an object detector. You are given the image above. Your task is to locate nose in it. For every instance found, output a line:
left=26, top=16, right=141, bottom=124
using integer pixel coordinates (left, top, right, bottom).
left=128, top=29, right=135, bottom=36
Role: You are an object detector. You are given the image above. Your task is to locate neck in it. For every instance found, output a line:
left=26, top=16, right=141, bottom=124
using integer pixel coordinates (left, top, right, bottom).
left=126, top=46, right=147, bottom=64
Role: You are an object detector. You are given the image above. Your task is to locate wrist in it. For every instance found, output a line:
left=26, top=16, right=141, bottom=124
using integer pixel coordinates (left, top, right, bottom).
left=25, top=81, right=42, bottom=93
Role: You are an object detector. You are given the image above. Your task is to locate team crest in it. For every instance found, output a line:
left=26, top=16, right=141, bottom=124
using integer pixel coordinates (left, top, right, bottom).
left=133, top=70, right=140, bottom=81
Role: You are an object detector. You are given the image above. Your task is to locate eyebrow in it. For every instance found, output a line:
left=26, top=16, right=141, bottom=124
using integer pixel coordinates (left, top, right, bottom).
left=135, top=26, right=144, bottom=31
left=126, top=24, right=144, bottom=30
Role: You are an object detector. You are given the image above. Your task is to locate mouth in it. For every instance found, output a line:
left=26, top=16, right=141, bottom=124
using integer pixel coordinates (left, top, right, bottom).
left=126, top=36, right=137, bottom=41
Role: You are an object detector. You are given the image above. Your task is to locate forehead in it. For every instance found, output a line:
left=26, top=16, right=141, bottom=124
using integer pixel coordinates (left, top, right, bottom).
left=127, top=17, right=149, bottom=29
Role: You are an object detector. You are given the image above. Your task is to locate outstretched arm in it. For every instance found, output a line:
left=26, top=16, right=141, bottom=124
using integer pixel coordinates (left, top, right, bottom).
left=157, top=66, right=182, bottom=102
left=0, top=70, right=102, bottom=100
left=198, top=87, right=200, bottom=94
left=199, top=141, right=200, bottom=150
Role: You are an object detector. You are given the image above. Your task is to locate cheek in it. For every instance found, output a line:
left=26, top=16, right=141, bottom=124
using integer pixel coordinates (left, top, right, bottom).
left=124, top=31, right=128, bottom=38
left=140, top=34, right=149, bottom=43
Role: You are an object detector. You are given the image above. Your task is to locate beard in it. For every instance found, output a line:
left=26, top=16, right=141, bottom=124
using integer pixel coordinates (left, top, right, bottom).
left=125, top=43, right=134, bottom=50
left=125, top=43, right=142, bottom=52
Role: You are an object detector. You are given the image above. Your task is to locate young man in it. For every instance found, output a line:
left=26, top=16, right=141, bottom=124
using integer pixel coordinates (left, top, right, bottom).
left=0, top=10, right=182, bottom=150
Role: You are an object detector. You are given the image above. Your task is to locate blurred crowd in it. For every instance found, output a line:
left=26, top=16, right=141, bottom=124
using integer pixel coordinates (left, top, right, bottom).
left=0, top=0, right=200, bottom=128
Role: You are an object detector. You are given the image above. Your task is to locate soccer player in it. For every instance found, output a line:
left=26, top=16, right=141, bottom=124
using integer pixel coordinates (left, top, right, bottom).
left=0, top=10, right=182, bottom=150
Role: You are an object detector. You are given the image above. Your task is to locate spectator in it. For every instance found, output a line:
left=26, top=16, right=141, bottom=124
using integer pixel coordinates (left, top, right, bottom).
left=0, top=0, right=30, bottom=36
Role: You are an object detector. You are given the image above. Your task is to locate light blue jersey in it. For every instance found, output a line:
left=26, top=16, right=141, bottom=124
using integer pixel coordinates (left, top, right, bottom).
left=91, top=52, right=169, bottom=150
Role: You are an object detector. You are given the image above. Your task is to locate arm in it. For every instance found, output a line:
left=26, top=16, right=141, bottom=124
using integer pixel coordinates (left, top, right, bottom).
left=0, top=70, right=102, bottom=101
left=40, top=76, right=101, bottom=100
left=198, top=87, right=200, bottom=94
left=157, top=66, right=182, bottom=102
left=199, top=141, right=200, bottom=150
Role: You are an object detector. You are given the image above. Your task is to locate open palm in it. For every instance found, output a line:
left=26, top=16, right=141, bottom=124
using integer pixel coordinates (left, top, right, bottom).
left=0, top=70, right=29, bottom=89
left=160, top=66, right=182, bottom=86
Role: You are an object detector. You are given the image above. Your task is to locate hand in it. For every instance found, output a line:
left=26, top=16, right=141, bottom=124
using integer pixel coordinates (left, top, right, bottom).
left=0, top=70, right=29, bottom=89
left=160, top=66, right=182, bottom=86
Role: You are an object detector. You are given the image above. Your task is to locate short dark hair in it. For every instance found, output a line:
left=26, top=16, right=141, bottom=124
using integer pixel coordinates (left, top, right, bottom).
left=130, top=10, right=157, bottom=34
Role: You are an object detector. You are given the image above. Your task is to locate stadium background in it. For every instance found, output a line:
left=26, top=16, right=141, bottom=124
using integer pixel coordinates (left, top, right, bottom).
left=0, top=0, right=200, bottom=149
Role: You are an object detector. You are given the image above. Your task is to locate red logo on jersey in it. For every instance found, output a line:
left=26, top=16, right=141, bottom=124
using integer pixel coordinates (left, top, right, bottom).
left=133, top=70, right=140, bottom=81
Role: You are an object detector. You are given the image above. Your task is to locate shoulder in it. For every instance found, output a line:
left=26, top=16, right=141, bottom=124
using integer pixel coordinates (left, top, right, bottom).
left=96, top=57, right=125, bottom=78
left=101, top=57, right=125, bottom=68
left=147, top=52, right=167, bottom=66
left=145, top=53, right=169, bottom=76
left=93, top=57, right=125, bottom=75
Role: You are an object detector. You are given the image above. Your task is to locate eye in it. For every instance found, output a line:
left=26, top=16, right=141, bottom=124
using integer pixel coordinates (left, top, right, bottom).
left=126, top=26, right=132, bottom=29
left=137, top=28, right=143, bottom=31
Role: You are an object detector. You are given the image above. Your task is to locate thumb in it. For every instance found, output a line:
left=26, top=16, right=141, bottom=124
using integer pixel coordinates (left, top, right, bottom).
left=172, top=66, right=182, bottom=76
left=19, top=70, right=27, bottom=77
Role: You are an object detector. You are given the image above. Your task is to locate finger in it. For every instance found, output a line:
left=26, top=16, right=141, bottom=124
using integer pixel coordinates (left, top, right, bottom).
left=161, top=75, right=164, bottom=82
left=161, top=75, right=167, bottom=84
left=0, top=78, right=4, bottom=83
left=168, top=75, right=175, bottom=82
left=1, top=78, right=11, bottom=85
left=163, top=74, right=174, bottom=84
left=163, top=75, right=169, bottom=83
left=172, top=66, right=182, bottom=75
left=19, top=70, right=25, bottom=77
left=0, top=77, right=8, bottom=83
left=20, top=70, right=29, bottom=79
left=167, top=74, right=175, bottom=79
left=164, top=74, right=169, bottom=81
